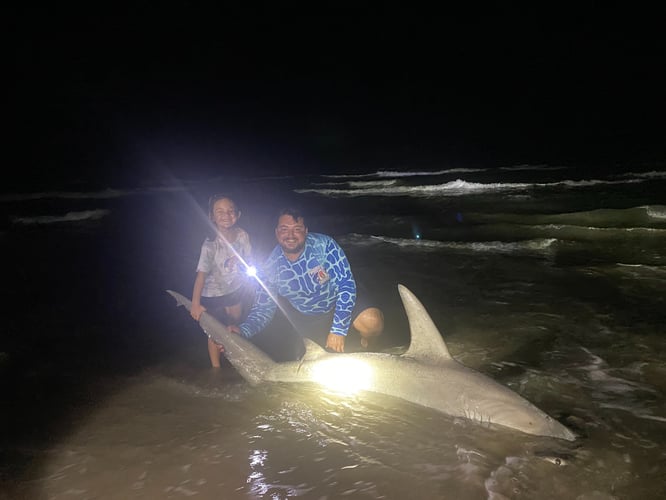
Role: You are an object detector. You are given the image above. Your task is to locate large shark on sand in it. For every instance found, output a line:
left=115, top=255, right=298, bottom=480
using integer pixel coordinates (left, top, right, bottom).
left=167, top=285, right=576, bottom=441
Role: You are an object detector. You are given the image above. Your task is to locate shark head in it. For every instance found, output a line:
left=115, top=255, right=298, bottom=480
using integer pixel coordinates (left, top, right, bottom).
left=397, top=284, right=576, bottom=441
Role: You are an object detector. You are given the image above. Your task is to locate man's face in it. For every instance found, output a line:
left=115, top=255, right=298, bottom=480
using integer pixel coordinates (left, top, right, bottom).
left=276, top=214, right=308, bottom=257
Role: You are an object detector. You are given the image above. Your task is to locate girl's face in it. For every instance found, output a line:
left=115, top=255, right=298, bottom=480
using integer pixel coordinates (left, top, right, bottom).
left=211, top=198, right=238, bottom=230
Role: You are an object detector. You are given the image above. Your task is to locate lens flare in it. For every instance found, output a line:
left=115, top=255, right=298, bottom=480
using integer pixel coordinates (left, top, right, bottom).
left=311, top=357, right=373, bottom=395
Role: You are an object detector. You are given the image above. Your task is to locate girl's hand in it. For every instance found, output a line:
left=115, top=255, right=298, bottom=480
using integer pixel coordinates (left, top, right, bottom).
left=191, top=303, right=206, bottom=321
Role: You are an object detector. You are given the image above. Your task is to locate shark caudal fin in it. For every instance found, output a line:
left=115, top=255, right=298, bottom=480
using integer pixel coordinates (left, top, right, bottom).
left=166, top=290, right=276, bottom=385
left=398, top=284, right=453, bottom=364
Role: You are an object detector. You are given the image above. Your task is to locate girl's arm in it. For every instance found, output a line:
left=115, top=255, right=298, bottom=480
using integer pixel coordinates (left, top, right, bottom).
left=191, top=271, right=207, bottom=320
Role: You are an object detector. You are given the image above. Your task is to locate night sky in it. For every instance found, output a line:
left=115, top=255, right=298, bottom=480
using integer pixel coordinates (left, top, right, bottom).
left=7, top=4, right=665, bottom=189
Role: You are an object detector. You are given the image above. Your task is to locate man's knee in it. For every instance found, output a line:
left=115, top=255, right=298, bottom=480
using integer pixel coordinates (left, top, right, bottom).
left=353, top=307, right=384, bottom=336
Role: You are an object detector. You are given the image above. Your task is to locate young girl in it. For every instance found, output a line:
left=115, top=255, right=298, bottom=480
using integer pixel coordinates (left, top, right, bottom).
left=190, top=195, right=253, bottom=367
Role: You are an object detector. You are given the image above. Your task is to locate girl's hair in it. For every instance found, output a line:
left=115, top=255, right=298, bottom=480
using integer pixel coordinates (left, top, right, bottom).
left=208, top=194, right=238, bottom=219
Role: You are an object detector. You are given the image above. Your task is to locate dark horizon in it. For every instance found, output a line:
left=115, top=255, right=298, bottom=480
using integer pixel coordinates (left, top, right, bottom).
left=7, top=5, right=665, bottom=190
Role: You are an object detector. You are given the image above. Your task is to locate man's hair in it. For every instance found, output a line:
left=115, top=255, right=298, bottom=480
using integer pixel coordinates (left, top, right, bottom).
left=277, top=207, right=307, bottom=227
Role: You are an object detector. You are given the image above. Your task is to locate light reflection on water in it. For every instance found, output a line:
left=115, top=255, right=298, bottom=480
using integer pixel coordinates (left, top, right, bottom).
left=19, top=245, right=666, bottom=498
left=4, top=171, right=666, bottom=499
left=21, top=359, right=664, bottom=499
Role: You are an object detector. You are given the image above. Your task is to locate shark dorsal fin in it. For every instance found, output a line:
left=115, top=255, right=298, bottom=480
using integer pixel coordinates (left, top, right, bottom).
left=302, top=338, right=328, bottom=360
left=398, top=284, right=453, bottom=364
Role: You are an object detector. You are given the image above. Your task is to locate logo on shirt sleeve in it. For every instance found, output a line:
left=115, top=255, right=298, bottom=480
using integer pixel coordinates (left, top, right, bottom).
left=309, top=265, right=330, bottom=285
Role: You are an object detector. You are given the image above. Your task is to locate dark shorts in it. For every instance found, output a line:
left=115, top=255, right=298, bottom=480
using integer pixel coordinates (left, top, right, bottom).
left=201, top=284, right=254, bottom=324
left=278, top=281, right=377, bottom=346
left=250, top=281, right=378, bottom=361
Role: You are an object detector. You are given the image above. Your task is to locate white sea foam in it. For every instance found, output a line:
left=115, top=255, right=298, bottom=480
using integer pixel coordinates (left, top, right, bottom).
left=310, top=180, right=400, bottom=188
left=597, top=404, right=666, bottom=423
left=374, top=168, right=488, bottom=177
left=616, top=170, right=666, bottom=179
left=538, top=224, right=665, bottom=234
left=550, top=178, right=644, bottom=187
left=578, top=348, right=657, bottom=397
left=616, top=263, right=666, bottom=272
left=297, top=174, right=651, bottom=198
left=11, top=209, right=110, bottom=224
left=295, top=179, right=530, bottom=197
left=645, top=205, right=666, bottom=219
left=339, top=233, right=557, bottom=255
left=499, top=164, right=568, bottom=171
left=321, top=168, right=487, bottom=179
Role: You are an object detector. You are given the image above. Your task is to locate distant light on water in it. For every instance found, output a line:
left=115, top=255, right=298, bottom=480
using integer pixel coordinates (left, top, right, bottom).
left=311, top=358, right=373, bottom=395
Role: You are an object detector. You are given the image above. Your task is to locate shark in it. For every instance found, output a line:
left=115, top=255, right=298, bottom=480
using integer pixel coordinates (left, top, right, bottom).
left=167, top=285, right=576, bottom=441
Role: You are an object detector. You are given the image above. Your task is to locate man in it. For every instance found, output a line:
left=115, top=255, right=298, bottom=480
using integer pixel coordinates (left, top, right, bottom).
left=230, top=208, right=383, bottom=357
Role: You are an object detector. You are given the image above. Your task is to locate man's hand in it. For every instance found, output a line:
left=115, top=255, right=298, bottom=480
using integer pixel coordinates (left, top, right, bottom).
left=325, top=333, right=345, bottom=353
left=228, top=325, right=241, bottom=335
left=191, top=303, right=206, bottom=321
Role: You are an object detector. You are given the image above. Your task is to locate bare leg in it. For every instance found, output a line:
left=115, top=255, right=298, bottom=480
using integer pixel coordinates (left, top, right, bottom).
left=207, top=303, right=244, bottom=368
left=207, top=337, right=222, bottom=368
left=352, top=307, right=384, bottom=348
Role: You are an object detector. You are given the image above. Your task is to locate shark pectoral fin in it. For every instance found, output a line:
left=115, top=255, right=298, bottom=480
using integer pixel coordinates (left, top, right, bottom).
left=302, top=338, right=328, bottom=361
left=398, top=284, right=454, bottom=364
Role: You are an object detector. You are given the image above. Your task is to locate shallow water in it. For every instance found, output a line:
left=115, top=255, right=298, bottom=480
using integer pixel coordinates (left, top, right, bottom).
left=2, top=164, right=665, bottom=498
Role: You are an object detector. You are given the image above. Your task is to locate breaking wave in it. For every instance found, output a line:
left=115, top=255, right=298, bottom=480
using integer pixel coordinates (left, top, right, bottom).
left=11, top=209, right=110, bottom=224
left=339, top=233, right=557, bottom=255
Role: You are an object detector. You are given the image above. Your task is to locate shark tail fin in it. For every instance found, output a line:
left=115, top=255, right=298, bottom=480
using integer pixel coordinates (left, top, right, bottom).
left=166, top=289, right=276, bottom=385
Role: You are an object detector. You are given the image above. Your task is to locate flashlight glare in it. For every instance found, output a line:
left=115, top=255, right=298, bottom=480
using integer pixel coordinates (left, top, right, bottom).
left=246, top=265, right=257, bottom=277
left=311, top=358, right=373, bottom=395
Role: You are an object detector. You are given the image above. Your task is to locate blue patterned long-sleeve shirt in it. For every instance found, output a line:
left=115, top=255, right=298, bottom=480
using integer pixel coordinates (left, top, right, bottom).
left=238, top=233, right=356, bottom=338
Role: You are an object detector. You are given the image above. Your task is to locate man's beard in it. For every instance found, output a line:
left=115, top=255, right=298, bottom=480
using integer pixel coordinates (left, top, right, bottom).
left=281, top=241, right=305, bottom=257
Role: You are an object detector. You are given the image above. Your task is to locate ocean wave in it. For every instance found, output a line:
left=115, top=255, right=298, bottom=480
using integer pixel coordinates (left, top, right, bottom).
left=0, top=189, right=128, bottom=202
left=552, top=178, right=644, bottom=187
left=312, top=180, right=400, bottom=188
left=464, top=206, right=666, bottom=229
left=490, top=224, right=666, bottom=243
left=537, top=224, right=664, bottom=235
left=499, top=164, right=568, bottom=171
left=295, top=179, right=530, bottom=197
left=0, top=185, right=189, bottom=203
left=615, top=170, right=666, bottom=179
left=645, top=205, right=666, bottom=219
left=321, top=168, right=487, bottom=179
left=339, top=233, right=557, bottom=255
left=11, top=209, right=110, bottom=224
left=578, top=348, right=658, bottom=398
left=297, top=174, right=653, bottom=198
left=374, top=168, right=488, bottom=177
left=614, top=263, right=666, bottom=279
